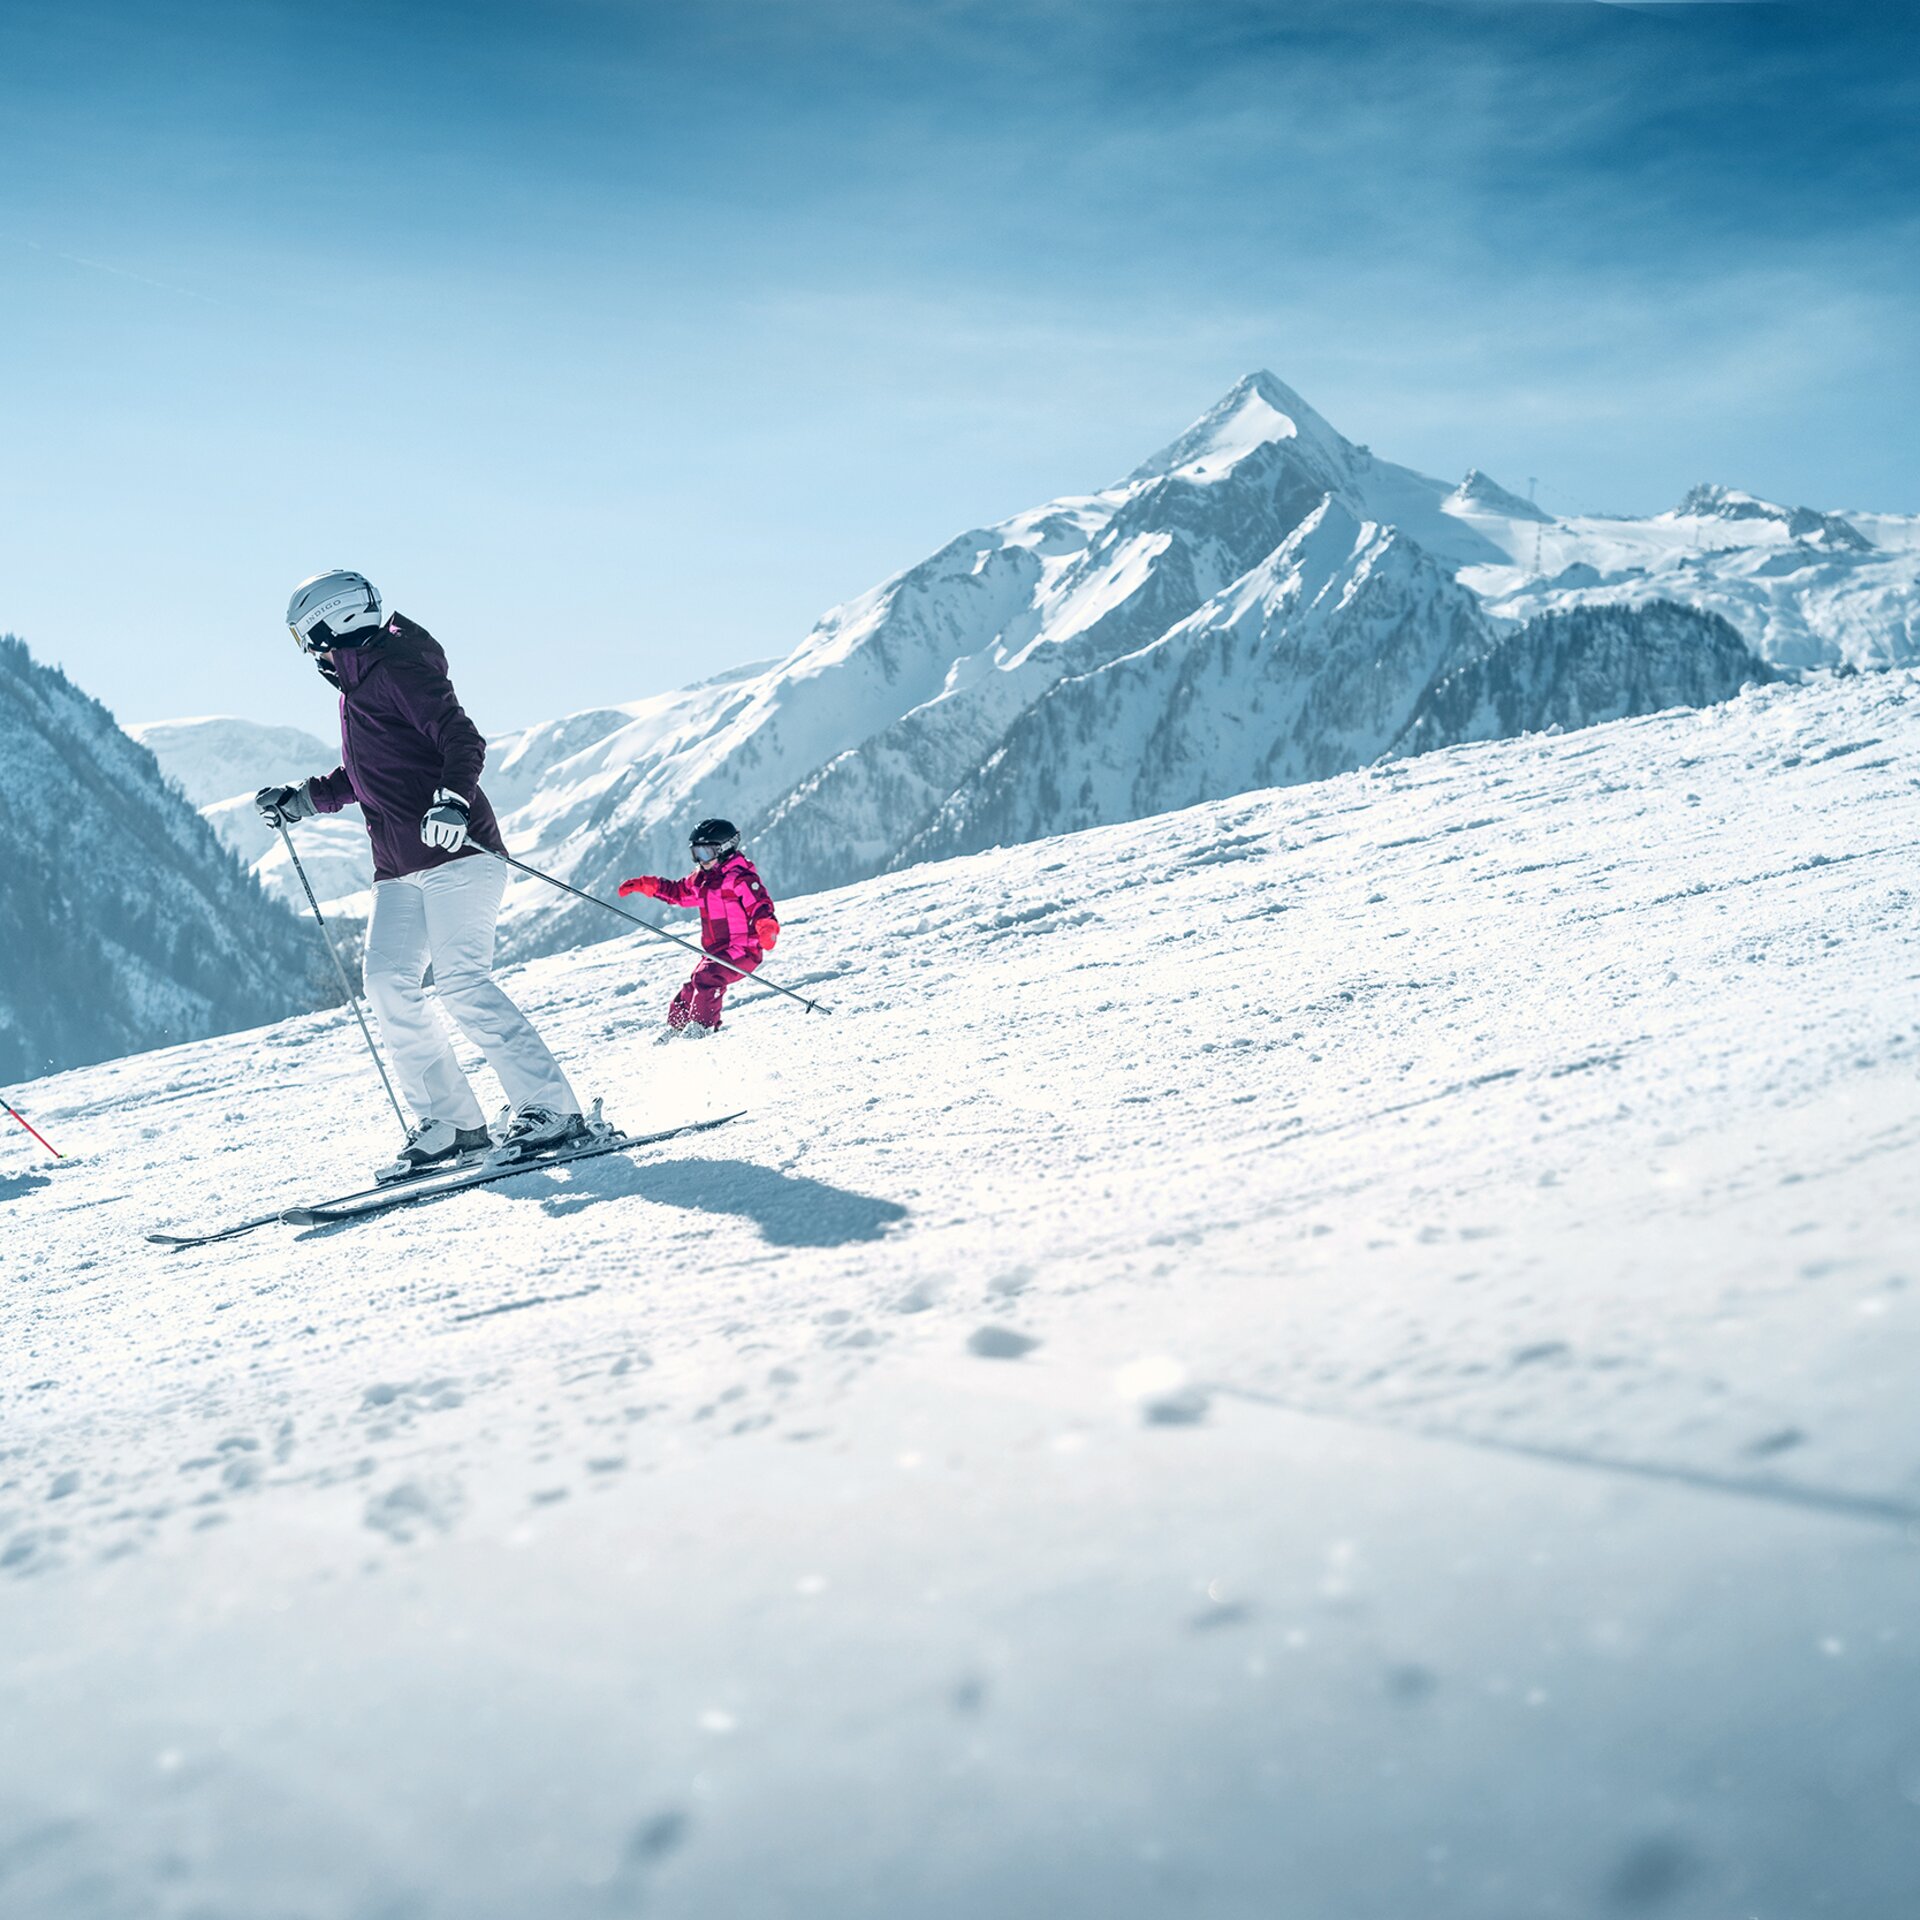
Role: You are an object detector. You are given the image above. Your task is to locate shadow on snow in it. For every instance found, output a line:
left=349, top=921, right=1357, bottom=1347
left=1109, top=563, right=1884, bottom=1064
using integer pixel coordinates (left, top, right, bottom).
left=534, top=1154, right=908, bottom=1247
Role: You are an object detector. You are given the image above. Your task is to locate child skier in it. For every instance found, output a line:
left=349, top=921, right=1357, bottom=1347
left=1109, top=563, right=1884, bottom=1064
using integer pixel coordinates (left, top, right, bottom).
left=618, top=819, right=779, bottom=1036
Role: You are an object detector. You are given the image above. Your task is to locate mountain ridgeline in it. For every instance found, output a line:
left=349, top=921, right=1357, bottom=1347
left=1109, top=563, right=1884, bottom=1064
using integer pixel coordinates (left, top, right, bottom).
left=0, top=635, right=331, bottom=1083
left=464, top=373, right=1806, bottom=956
left=129, top=372, right=1897, bottom=965
left=1396, top=602, right=1775, bottom=758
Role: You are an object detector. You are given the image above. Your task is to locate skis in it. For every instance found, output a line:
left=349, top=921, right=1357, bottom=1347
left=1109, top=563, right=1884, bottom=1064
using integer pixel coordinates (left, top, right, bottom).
left=148, top=1204, right=302, bottom=1250
left=284, top=1111, right=745, bottom=1226
left=148, top=1142, right=518, bottom=1249
left=147, top=1112, right=746, bottom=1250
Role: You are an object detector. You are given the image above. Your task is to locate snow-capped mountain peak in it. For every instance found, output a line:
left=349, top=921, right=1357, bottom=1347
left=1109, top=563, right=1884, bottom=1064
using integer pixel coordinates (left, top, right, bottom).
left=903, top=493, right=1495, bottom=864
left=1668, top=483, right=1873, bottom=552
left=1447, top=469, right=1551, bottom=524
left=1673, top=483, right=1782, bottom=523
left=1129, top=369, right=1349, bottom=485
left=126, top=377, right=1920, bottom=953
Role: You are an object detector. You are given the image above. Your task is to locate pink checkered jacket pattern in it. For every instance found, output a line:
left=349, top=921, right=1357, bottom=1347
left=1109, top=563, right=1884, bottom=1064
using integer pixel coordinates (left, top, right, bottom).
left=651, top=852, right=778, bottom=962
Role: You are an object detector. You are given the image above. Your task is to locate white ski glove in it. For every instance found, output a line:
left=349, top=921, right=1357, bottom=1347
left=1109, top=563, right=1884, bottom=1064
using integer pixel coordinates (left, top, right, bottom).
left=255, top=781, right=317, bottom=827
left=421, top=789, right=471, bottom=852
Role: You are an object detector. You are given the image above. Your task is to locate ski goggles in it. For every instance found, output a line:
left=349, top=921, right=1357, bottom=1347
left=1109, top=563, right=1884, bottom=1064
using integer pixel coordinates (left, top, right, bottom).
left=289, top=615, right=351, bottom=654
left=692, top=843, right=727, bottom=864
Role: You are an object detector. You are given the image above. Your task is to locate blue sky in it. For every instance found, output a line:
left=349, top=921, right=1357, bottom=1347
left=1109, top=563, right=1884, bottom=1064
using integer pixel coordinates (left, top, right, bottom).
left=2, top=0, right=1915, bottom=733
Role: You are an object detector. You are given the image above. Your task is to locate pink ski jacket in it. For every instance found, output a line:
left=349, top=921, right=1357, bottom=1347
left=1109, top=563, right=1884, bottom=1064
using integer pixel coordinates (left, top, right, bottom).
left=652, top=853, right=779, bottom=963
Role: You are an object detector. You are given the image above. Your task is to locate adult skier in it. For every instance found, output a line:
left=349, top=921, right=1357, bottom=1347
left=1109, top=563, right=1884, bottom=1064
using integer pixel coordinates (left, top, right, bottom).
left=618, top=819, right=779, bottom=1035
left=256, top=570, right=583, bottom=1178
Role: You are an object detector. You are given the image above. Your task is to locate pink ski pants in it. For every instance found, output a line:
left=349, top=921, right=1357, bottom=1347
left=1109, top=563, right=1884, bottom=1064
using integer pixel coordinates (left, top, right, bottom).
left=668, top=953, right=761, bottom=1030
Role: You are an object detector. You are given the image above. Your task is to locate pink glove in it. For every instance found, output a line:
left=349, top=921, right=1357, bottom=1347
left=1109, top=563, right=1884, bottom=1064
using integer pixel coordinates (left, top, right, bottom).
left=754, top=917, right=780, bottom=951
left=618, top=876, right=662, bottom=898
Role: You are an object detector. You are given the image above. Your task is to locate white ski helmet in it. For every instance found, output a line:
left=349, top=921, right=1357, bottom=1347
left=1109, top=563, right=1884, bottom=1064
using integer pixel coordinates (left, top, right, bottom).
left=286, top=569, right=383, bottom=653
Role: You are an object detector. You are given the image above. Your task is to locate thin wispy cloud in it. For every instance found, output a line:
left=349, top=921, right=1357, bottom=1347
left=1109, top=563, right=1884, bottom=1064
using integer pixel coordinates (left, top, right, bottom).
left=4, top=234, right=223, bottom=306
left=0, top=0, right=1912, bottom=727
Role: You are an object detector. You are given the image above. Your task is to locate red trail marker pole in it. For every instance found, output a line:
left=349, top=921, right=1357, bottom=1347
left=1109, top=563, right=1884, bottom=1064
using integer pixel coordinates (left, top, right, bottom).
left=3, top=1099, right=62, bottom=1159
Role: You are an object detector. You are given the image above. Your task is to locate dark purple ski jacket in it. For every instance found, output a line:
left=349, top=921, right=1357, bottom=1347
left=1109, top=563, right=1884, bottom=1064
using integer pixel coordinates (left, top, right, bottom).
left=308, top=613, right=506, bottom=882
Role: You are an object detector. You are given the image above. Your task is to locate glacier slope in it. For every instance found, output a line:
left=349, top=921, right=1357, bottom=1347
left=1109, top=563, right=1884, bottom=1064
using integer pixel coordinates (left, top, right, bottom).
left=7, top=674, right=1920, bottom=1915
left=1459, top=485, right=1920, bottom=671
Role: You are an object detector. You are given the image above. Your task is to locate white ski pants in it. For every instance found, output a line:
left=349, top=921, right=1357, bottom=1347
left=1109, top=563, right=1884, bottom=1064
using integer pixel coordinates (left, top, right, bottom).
left=363, top=855, right=578, bottom=1130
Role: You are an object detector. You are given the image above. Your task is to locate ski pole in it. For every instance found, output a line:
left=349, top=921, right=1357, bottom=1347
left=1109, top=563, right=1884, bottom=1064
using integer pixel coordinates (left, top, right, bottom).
left=277, top=822, right=412, bottom=1140
left=3, top=1098, right=62, bottom=1159
left=486, top=848, right=834, bottom=1015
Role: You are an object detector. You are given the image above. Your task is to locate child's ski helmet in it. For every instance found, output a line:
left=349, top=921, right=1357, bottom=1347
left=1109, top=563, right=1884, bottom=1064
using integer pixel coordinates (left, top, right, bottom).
left=690, top=818, right=740, bottom=861
left=286, top=570, right=383, bottom=653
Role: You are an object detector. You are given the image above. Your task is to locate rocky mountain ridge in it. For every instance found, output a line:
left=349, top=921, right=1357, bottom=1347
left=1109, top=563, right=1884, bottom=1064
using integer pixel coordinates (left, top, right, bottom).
left=129, top=373, right=1915, bottom=955
left=1, top=637, right=328, bottom=1081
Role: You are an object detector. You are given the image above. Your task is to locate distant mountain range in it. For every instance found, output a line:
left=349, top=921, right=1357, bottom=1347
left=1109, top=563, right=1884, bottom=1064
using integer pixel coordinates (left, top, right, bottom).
left=127, top=372, right=1912, bottom=959
left=125, top=716, right=375, bottom=910
left=0, top=638, right=327, bottom=1083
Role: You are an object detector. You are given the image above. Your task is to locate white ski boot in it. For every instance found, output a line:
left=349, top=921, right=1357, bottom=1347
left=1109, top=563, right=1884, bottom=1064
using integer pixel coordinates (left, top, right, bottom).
left=377, top=1119, right=492, bottom=1185
left=487, top=1104, right=590, bottom=1165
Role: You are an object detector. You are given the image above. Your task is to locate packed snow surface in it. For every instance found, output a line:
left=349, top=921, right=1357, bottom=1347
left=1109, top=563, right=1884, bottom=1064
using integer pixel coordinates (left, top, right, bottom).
left=11, top=675, right=1920, bottom=1917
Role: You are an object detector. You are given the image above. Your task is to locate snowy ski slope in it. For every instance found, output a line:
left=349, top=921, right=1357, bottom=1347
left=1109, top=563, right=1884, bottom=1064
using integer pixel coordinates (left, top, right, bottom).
left=6, top=673, right=1920, bottom=1917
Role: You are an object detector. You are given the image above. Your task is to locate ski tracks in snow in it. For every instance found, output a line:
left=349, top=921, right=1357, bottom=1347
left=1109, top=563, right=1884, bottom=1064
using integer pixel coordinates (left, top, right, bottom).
left=3, top=674, right=1920, bottom=1913
left=9, top=675, right=1920, bottom=1570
